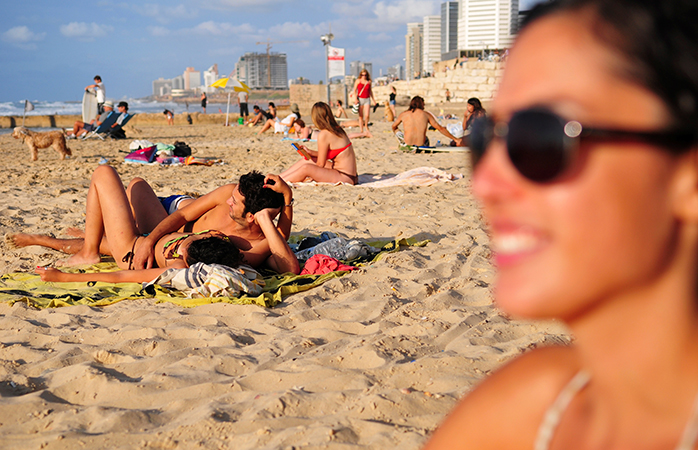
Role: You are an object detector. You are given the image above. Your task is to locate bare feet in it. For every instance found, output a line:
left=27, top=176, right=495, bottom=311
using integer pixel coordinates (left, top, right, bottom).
left=56, top=252, right=101, bottom=268
left=6, top=232, right=45, bottom=248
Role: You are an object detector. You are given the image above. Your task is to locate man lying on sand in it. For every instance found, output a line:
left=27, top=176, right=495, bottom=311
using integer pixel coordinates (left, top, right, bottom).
left=11, top=170, right=300, bottom=275
left=392, top=96, right=462, bottom=147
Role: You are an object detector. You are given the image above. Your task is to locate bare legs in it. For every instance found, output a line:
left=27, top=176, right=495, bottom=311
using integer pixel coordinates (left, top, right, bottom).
left=280, top=160, right=355, bottom=185
left=257, top=118, right=275, bottom=135
left=61, top=165, right=141, bottom=268
left=356, top=104, right=373, bottom=138
left=10, top=166, right=146, bottom=268
left=9, top=175, right=169, bottom=261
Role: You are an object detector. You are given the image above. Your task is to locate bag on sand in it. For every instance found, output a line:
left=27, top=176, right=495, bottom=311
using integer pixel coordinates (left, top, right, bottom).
left=173, top=141, right=192, bottom=157
left=124, top=145, right=156, bottom=164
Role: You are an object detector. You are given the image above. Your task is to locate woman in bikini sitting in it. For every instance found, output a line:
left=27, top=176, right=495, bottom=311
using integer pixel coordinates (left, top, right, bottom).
left=280, top=102, right=358, bottom=185
left=33, top=165, right=241, bottom=284
left=424, top=0, right=698, bottom=448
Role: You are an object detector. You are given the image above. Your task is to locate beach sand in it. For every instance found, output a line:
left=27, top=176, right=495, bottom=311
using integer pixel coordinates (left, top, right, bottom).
left=0, top=112, right=569, bottom=449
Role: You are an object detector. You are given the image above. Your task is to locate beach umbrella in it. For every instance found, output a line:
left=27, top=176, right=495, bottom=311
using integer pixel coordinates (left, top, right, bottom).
left=210, top=78, right=250, bottom=126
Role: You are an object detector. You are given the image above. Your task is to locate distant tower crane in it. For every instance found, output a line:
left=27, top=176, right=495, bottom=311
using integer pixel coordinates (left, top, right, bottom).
left=255, top=39, right=308, bottom=88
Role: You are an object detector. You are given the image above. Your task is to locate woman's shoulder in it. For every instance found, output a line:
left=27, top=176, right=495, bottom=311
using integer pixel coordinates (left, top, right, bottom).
left=424, top=346, right=580, bottom=450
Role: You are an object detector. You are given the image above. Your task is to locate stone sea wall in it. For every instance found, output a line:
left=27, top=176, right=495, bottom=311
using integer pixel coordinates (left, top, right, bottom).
left=290, top=60, right=504, bottom=110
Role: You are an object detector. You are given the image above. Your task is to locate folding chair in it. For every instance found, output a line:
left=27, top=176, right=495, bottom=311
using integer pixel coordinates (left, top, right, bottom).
left=81, top=112, right=119, bottom=140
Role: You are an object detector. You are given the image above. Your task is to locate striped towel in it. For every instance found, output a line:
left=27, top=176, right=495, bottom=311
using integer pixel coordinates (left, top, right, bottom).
left=146, top=263, right=264, bottom=298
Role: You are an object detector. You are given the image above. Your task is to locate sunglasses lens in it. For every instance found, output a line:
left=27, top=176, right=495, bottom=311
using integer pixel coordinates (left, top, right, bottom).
left=507, top=110, right=568, bottom=182
left=468, top=116, right=492, bottom=167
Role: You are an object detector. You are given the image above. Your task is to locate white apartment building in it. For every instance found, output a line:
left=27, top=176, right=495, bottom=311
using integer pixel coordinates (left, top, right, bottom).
left=405, top=22, right=423, bottom=80
left=458, top=0, right=519, bottom=52
left=202, top=64, right=219, bottom=93
left=422, top=15, right=441, bottom=75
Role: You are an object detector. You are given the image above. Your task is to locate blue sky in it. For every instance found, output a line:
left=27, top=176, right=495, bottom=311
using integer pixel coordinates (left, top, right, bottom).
left=1, top=0, right=541, bottom=102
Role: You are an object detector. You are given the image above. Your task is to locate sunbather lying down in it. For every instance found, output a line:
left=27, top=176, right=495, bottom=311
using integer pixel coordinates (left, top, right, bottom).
left=19, top=165, right=243, bottom=283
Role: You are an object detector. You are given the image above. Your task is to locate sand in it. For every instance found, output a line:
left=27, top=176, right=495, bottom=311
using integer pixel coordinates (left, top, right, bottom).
left=0, top=111, right=569, bottom=449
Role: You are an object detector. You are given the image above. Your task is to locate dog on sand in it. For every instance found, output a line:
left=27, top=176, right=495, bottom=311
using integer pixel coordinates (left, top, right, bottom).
left=384, top=101, right=395, bottom=122
left=12, top=127, right=72, bottom=161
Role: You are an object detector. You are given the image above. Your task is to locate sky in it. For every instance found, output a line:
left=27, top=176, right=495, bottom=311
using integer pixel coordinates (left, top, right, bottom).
left=1, top=0, right=541, bottom=102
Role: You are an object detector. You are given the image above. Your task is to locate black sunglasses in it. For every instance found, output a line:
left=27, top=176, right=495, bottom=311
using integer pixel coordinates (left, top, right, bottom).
left=469, top=108, right=696, bottom=183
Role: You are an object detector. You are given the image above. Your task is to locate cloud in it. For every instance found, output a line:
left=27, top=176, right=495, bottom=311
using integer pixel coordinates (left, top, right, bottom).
left=1, top=26, right=46, bottom=50
left=197, top=0, right=281, bottom=11
left=367, top=32, right=391, bottom=42
left=190, top=21, right=256, bottom=36
left=60, top=22, right=114, bottom=41
left=135, top=4, right=197, bottom=23
left=148, top=26, right=171, bottom=37
left=372, top=0, right=438, bottom=24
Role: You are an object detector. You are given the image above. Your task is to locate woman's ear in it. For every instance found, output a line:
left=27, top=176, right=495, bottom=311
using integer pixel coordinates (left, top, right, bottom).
left=672, top=150, right=698, bottom=222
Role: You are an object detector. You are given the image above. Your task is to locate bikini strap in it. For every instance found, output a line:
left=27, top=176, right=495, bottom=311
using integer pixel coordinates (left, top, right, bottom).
left=534, top=371, right=590, bottom=450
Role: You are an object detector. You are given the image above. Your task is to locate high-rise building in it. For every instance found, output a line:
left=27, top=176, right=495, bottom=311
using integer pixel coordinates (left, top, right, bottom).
left=387, top=64, right=405, bottom=81
left=152, top=77, right=173, bottom=97
left=172, top=75, right=184, bottom=90
left=202, top=64, right=219, bottom=93
left=423, top=15, right=442, bottom=75
left=405, top=22, right=423, bottom=80
left=349, top=61, right=373, bottom=79
left=235, top=52, right=288, bottom=89
left=441, top=1, right=459, bottom=60
left=458, top=0, right=519, bottom=53
left=183, top=67, right=201, bottom=91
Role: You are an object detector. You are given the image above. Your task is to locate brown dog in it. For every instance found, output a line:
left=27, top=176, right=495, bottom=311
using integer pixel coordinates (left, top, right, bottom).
left=384, top=101, right=395, bottom=122
left=12, top=127, right=72, bottom=161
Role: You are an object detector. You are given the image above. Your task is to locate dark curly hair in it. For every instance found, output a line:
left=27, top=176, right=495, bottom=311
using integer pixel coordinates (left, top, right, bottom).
left=185, top=236, right=243, bottom=268
left=524, top=0, right=698, bottom=142
left=237, top=170, right=284, bottom=216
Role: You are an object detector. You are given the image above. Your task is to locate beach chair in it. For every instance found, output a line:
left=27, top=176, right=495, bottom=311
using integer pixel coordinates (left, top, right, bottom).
left=106, top=113, right=135, bottom=140
left=81, top=112, right=118, bottom=140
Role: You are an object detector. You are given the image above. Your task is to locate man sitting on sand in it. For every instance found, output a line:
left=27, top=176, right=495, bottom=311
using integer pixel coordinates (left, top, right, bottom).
left=10, top=171, right=300, bottom=275
left=66, top=100, right=114, bottom=138
left=391, top=96, right=462, bottom=147
left=247, top=105, right=268, bottom=126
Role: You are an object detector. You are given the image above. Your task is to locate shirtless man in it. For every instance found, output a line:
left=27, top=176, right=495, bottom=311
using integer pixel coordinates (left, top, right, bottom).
left=10, top=170, right=300, bottom=275
left=391, top=96, right=462, bottom=147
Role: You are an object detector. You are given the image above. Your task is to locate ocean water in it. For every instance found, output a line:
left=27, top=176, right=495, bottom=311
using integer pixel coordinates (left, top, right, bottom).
left=0, top=99, right=238, bottom=117
left=0, top=99, right=239, bottom=134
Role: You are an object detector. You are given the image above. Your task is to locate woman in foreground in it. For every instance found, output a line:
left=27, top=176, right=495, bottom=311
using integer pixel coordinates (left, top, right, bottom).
left=424, top=0, right=698, bottom=448
left=33, top=165, right=242, bottom=283
left=281, top=102, right=358, bottom=185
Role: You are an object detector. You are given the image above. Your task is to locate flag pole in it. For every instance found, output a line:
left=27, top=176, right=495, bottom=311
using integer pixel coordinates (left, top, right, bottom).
left=225, top=91, right=231, bottom=126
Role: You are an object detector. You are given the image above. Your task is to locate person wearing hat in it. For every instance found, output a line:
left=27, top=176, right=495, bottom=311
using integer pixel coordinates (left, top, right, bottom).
left=66, top=100, right=115, bottom=139
left=113, top=101, right=129, bottom=127
left=256, top=103, right=301, bottom=136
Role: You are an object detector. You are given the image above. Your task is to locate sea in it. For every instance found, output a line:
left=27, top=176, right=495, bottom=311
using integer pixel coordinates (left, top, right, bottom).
left=0, top=99, right=238, bottom=134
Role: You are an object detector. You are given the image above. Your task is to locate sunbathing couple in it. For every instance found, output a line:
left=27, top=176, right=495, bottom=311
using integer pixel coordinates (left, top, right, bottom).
left=11, top=166, right=300, bottom=283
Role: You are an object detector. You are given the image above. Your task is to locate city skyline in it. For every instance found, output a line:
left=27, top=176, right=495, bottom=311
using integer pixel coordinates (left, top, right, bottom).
left=1, top=0, right=542, bottom=103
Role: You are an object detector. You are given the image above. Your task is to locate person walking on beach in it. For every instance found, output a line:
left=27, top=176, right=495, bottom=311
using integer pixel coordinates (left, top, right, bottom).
left=423, top=0, right=698, bottom=448
left=237, top=90, right=249, bottom=122
left=11, top=171, right=299, bottom=274
left=200, top=92, right=207, bottom=114
left=85, top=75, right=105, bottom=119
left=388, top=86, right=397, bottom=118
left=352, top=69, right=376, bottom=138
left=392, top=96, right=462, bottom=147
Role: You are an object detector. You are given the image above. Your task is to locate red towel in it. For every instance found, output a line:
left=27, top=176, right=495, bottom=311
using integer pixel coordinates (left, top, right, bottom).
left=300, top=254, right=356, bottom=275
